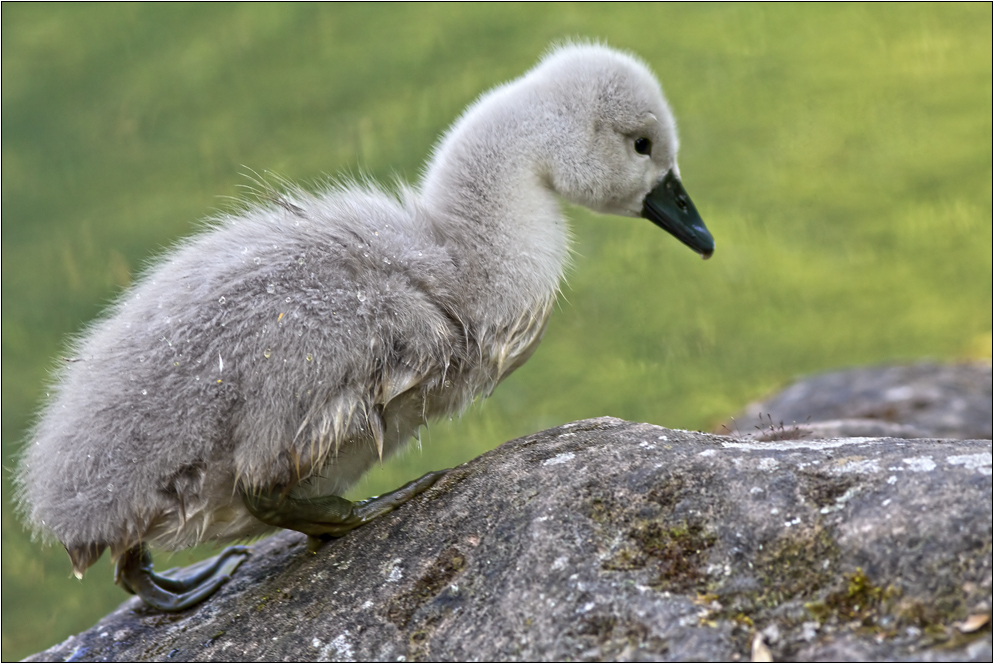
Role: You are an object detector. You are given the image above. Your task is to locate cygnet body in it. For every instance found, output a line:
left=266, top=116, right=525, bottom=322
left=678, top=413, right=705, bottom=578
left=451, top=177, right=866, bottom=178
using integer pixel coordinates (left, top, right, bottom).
left=18, top=43, right=713, bottom=608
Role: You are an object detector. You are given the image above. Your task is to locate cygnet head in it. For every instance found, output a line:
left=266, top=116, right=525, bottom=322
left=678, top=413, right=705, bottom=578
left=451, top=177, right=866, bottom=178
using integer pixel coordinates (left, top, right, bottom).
left=422, top=42, right=714, bottom=258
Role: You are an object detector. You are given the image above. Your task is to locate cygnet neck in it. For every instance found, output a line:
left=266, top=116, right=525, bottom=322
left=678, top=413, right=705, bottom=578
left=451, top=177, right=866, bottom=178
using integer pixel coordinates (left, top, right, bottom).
left=418, top=87, right=571, bottom=324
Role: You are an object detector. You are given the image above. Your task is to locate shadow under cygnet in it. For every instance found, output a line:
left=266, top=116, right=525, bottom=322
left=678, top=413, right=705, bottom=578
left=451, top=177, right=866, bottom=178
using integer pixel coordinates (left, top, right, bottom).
left=17, top=43, right=714, bottom=612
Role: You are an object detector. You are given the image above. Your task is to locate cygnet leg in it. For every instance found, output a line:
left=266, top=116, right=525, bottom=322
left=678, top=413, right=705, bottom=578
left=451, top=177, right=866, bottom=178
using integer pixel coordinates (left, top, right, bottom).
left=242, top=469, right=448, bottom=538
left=115, top=544, right=250, bottom=612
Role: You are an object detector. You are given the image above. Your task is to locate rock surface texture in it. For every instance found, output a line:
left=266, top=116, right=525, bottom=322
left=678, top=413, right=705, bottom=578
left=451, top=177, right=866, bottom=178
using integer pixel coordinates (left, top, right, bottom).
left=27, top=364, right=993, bottom=662
left=724, top=362, right=992, bottom=441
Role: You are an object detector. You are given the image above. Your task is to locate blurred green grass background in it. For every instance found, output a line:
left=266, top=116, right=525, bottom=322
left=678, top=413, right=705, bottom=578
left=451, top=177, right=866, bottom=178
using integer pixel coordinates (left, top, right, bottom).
left=2, top=4, right=991, bottom=659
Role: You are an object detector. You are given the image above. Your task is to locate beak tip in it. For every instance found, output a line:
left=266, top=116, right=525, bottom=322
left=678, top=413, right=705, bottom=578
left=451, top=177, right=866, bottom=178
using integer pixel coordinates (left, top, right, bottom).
left=694, top=232, right=715, bottom=260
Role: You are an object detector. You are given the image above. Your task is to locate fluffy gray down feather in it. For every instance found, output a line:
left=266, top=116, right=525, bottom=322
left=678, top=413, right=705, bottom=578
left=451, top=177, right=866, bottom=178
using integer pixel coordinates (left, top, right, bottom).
left=17, top=43, right=683, bottom=572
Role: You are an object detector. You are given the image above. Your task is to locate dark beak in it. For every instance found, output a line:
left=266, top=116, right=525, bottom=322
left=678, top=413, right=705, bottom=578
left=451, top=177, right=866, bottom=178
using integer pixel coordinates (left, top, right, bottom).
left=641, top=171, right=714, bottom=259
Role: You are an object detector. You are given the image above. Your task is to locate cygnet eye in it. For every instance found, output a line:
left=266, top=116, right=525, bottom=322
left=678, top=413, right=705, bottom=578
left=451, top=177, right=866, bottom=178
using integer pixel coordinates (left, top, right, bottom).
left=634, top=137, right=652, bottom=156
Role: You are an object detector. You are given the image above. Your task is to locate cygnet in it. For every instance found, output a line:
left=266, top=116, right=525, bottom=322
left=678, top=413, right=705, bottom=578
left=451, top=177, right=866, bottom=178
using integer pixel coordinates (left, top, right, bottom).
left=17, top=43, right=714, bottom=611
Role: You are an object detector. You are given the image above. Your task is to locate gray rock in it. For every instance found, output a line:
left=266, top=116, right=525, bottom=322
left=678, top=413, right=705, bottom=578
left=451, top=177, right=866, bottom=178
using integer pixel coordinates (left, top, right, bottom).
left=27, top=419, right=992, bottom=662
left=723, top=362, right=992, bottom=441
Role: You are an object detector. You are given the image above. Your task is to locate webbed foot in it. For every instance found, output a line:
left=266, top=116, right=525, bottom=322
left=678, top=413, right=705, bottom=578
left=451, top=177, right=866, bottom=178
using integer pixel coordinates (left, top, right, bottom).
left=242, top=469, right=448, bottom=538
left=115, top=544, right=250, bottom=612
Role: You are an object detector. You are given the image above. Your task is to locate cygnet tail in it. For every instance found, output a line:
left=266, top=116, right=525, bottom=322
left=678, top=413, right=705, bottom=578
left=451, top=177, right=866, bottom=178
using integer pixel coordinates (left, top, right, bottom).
left=66, top=542, right=107, bottom=579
